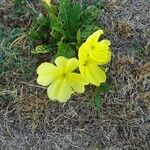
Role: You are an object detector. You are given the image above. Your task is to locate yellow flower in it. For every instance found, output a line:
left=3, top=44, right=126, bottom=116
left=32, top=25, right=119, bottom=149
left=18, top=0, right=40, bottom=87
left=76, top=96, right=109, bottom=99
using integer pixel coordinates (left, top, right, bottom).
left=85, top=30, right=111, bottom=64
left=42, top=0, right=51, bottom=6
left=37, top=56, right=86, bottom=102
left=78, top=43, right=106, bottom=86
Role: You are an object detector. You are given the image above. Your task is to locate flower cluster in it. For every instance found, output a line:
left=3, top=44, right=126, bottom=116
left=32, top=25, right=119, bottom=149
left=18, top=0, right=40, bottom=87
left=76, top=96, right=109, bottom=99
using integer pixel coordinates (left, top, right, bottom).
left=37, top=30, right=111, bottom=102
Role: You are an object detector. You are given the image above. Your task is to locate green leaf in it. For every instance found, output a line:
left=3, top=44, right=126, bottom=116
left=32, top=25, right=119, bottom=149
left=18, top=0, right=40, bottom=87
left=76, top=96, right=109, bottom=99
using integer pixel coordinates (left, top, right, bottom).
left=92, top=87, right=102, bottom=116
left=59, top=0, right=70, bottom=26
left=81, top=5, right=100, bottom=26
left=37, top=13, right=48, bottom=26
left=68, top=3, right=82, bottom=34
left=42, top=1, right=65, bottom=38
left=77, top=29, right=81, bottom=46
left=32, top=45, right=53, bottom=54
left=81, top=25, right=100, bottom=40
left=50, top=15, right=66, bottom=38
left=42, top=1, right=57, bottom=16
left=59, top=0, right=82, bottom=36
left=14, top=0, right=26, bottom=5
left=98, top=83, right=110, bottom=93
left=56, top=42, right=75, bottom=58
left=28, top=30, right=39, bottom=39
left=91, top=83, right=111, bottom=116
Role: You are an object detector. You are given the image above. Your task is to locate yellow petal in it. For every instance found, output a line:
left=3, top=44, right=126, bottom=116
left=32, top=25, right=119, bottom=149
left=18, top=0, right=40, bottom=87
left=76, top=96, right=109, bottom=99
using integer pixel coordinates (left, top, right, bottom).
left=79, top=65, right=86, bottom=76
left=47, top=80, right=60, bottom=101
left=47, top=79, right=73, bottom=102
left=85, top=69, right=99, bottom=86
left=107, top=50, right=111, bottom=62
left=98, top=39, right=111, bottom=51
left=87, top=39, right=111, bottom=64
left=66, top=58, right=79, bottom=72
left=37, top=62, right=56, bottom=75
left=37, top=75, right=53, bottom=86
left=37, top=62, right=59, bottom=86
left=37, top=68, right=60, bottom=86
left=57, top=80, right=73, bottom=102
left=86, top=65, right=106, bottom=86
left=90, top=49, right=111, bottom=64
left=55, top=56, right=68, bottom=68
left=78, top=42, right=89, bottom=61
left=68, top=73, right=87, bottom=93
left=86, top=30, right=104, bottom=43
left=55, top=56, right=79, bottom=73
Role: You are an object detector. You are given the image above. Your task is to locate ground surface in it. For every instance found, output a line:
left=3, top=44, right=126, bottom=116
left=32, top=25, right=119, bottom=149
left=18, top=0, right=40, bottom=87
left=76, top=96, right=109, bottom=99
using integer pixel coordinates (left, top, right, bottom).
left=0, top=0, right=150, bottom=149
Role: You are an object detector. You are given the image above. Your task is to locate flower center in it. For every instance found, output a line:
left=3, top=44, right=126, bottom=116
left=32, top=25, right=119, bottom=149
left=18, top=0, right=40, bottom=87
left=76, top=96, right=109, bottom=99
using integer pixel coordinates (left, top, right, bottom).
left=91, top=45, right=95, bottom=50
left=62, top=73, right=66, bottom=78
left=83, top=61, right=88, bottom=66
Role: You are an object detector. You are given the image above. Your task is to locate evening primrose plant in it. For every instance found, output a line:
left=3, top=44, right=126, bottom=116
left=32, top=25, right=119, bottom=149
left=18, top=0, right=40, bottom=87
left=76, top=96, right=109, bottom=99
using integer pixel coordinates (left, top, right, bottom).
left=37, top=30, right=111, bottom=102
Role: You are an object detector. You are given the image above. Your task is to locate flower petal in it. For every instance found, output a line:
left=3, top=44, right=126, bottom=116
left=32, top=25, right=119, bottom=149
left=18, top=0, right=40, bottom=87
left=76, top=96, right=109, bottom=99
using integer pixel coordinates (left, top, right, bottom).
left=98, top=39, right=110, bottom=51
left=66, top=58, right=79, bottom=72
left=90, top=49, right=111, bottom=64
left=37, top=62, right=56, bottom=75
left=86, top=30, right=104, bottom=43
left=47, top=80, right=60, bottom=101
left=87, top=39, right=111, bottom=64
left=57, top=80, right=73, bottom=102
left=78, top=42, right=89, bottom=61
left=55, top=56, right=67, bottom=68
left=86, top=65, right=106, bottom=86
left=37, top=75, right=53, bottom=86
left=68, top=73, right=87, bottom=93
left=37, top=62, right=59, bottom=86
left=47, top=79, right=73, bottom=102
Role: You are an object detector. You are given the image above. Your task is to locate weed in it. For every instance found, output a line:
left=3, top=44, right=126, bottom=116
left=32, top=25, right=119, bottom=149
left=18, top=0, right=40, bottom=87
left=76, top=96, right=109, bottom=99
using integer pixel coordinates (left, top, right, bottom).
left=91, top=82, right=113, bottom=117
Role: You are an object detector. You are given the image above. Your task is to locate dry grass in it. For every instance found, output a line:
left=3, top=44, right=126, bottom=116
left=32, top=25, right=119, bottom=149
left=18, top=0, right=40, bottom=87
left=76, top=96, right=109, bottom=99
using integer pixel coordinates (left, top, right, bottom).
left=0, top=0, right=150, bottom=149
